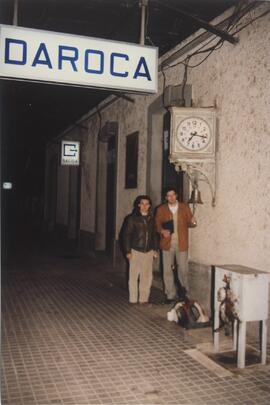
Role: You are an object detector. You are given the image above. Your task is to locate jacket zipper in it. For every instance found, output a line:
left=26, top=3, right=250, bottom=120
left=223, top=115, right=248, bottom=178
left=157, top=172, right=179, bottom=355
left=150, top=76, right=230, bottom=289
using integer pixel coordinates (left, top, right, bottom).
left=145, top=229, right=149, bottom=252
left=143, top=217, right=149, bottom=252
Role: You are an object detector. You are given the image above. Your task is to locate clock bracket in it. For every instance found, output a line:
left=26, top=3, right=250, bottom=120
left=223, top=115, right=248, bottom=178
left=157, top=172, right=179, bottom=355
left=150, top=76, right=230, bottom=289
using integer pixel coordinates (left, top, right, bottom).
left=172, top=159, right=216, bottom=207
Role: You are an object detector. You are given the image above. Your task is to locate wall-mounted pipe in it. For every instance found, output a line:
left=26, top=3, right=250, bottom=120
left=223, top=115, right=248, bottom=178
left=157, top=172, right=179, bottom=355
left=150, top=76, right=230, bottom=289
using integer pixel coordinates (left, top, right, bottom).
left=139, top=0, right=148, bottom=45
left=13, top=0, right=19, bottom=26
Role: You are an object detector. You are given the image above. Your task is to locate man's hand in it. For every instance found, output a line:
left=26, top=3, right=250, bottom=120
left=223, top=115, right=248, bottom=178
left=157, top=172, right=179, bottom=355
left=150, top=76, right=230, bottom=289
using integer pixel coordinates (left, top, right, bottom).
left=161, top=229, right=171, bottom=238
left=126, top=253, right=132, bottom=260
left=190, top=216, right=197, bottom=226
left=153, top=251, right=158, bottom=259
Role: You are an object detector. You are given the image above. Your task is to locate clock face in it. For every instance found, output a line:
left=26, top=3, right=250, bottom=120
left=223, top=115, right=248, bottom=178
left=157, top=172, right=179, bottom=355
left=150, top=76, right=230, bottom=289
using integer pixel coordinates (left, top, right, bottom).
left=176, top=117, right=211, bottom=151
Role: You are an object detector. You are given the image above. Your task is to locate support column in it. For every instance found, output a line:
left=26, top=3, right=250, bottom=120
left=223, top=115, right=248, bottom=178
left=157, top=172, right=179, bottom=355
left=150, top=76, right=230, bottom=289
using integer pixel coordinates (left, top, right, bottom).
left=237, top=321, right=246, bottom=368
left=260, top=319, right=268, bottom=365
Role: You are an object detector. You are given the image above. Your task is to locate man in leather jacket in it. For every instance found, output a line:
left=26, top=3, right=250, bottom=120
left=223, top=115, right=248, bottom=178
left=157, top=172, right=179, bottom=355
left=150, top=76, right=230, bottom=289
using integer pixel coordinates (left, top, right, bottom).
left=123, top=195, right=158, bottom=304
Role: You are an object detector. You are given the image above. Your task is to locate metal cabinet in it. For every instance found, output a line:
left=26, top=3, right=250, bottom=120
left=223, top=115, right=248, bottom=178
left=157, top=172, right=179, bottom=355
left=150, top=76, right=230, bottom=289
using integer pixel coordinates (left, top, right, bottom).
left=214, top=265, right=270, bottom=368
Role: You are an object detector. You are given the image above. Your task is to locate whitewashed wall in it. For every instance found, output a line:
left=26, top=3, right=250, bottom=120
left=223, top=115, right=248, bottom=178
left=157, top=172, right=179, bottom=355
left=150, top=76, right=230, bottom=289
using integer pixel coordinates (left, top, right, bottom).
left=115, top=96, right=153, bottom=233
left=110, top=3, right=270, bottom=271
left=53, top=3, right=270, bottom=271
left=185, top=6, right=270, bottom=271
left=78, top=94, right=158, bottom=248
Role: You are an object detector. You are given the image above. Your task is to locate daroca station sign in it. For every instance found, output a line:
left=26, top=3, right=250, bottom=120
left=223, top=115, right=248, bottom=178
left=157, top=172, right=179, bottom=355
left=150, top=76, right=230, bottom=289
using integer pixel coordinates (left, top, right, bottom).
left=0, top=25, right=158, bottom=93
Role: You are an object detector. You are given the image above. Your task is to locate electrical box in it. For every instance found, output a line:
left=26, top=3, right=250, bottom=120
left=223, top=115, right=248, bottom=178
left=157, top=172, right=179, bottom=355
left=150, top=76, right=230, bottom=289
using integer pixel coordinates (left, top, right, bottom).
left=214, top=264, right=270, bottom=368
left=163, top=84, right=192, bottom=108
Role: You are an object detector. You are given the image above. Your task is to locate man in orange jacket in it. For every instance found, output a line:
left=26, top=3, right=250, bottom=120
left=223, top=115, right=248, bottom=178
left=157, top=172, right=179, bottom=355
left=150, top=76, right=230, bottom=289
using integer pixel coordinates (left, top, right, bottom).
left=155, top=187, right=197, bottom=302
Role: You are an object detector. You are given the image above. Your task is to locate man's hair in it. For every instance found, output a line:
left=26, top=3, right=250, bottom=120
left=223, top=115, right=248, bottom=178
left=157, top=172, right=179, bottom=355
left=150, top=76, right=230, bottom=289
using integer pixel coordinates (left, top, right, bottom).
left=164, top=186, right=178, bottom=196
left=133, top=195, right=152, bottom=214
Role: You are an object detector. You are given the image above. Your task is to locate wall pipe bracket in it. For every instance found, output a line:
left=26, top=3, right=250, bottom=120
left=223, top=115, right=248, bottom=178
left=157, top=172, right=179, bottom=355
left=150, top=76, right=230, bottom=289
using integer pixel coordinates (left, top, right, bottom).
left=174, top=160, right=216, bottom=207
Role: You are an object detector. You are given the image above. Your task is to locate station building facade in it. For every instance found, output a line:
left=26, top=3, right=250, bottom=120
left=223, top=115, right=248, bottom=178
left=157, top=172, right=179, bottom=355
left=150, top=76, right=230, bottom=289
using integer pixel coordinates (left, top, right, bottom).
left=44, top=4, right=270, bottom=315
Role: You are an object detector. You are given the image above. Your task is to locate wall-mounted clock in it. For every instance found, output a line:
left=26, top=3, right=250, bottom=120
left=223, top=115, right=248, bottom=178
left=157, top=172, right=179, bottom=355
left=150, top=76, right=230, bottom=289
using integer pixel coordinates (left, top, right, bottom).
left=169, top=107, right=217, bottom=206
left=169, top=107, right=216, bottom=163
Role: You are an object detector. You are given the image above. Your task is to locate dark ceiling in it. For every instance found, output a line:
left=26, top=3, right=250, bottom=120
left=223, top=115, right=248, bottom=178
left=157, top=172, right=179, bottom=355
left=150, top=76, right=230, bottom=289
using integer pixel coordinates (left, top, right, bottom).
left=1, top=1, right=238, bottom=55
left=0, top=0, right=238, bottom=138
left=0, top=0, right=238, bottom=193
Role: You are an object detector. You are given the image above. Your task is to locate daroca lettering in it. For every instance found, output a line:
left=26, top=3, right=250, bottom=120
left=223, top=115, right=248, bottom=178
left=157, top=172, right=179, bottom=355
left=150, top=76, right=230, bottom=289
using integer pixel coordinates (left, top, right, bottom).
left=4, top=38, right=152, bottom=81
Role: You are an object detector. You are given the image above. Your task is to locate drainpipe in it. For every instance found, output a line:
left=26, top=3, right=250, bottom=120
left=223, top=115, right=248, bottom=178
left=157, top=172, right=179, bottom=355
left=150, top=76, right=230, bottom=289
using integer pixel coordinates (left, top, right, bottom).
left=139, top=0, right=148, bottom=45
left=13, top=0, right=19, bottom=26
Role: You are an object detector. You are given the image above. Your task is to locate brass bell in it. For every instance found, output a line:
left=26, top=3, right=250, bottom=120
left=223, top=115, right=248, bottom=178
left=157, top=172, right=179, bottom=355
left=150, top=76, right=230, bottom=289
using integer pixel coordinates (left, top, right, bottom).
left=188, top=188, right=203, bottom=204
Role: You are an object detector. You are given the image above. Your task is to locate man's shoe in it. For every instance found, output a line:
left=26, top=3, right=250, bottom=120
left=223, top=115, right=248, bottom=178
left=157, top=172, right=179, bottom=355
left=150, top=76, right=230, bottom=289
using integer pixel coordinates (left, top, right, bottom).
left=162, top=298, right=175, bottom=305
left=166, top=298, right=175, bottom=304
left=138, top=302, right=153, bottom=308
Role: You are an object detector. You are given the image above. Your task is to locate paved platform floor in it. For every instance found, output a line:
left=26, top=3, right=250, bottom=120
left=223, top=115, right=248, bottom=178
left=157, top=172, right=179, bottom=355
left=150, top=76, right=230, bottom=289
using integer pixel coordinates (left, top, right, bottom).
left=2, top=238, right=270, bottom=405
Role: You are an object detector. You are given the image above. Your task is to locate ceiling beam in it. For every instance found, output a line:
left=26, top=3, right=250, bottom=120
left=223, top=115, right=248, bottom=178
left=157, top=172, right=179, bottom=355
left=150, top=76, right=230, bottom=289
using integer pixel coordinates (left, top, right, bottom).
left=154, top=0, right=238, bottom=45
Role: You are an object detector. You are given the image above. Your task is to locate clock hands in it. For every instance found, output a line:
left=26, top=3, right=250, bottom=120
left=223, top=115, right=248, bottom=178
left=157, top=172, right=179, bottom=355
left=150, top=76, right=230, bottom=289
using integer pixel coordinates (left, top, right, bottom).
left=187, top=131, right=197, bottom=142
left=187, top=131, right=207, bottom=143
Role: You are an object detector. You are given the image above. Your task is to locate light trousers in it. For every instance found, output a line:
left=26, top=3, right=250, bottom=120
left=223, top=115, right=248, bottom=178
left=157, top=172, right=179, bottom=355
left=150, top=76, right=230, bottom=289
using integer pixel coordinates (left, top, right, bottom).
left=129, top=249, right=154, bottom=303
left=162, top=247, right=188, bottom=299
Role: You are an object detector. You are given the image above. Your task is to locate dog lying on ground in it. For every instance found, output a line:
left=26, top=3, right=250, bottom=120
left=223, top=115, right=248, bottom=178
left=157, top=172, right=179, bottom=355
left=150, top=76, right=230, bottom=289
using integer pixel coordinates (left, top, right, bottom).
left=167, top=298, right=210, bottom=329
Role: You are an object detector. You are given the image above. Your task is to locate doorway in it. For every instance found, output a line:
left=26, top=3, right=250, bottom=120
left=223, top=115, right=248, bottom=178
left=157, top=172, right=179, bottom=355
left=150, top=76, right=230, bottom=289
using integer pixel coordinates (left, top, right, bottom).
left=105, top=134, right=117, bottom=258
left=162, top=111, right=183, bottom=201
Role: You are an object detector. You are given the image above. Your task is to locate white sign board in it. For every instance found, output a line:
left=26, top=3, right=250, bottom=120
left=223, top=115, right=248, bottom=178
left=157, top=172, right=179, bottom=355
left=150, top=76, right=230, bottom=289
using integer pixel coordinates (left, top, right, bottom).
left=61, top=141, right=80, bottom=166
left=0, top=24, right=158, bottom=93
left=3, top=182, right=13, bottom=190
